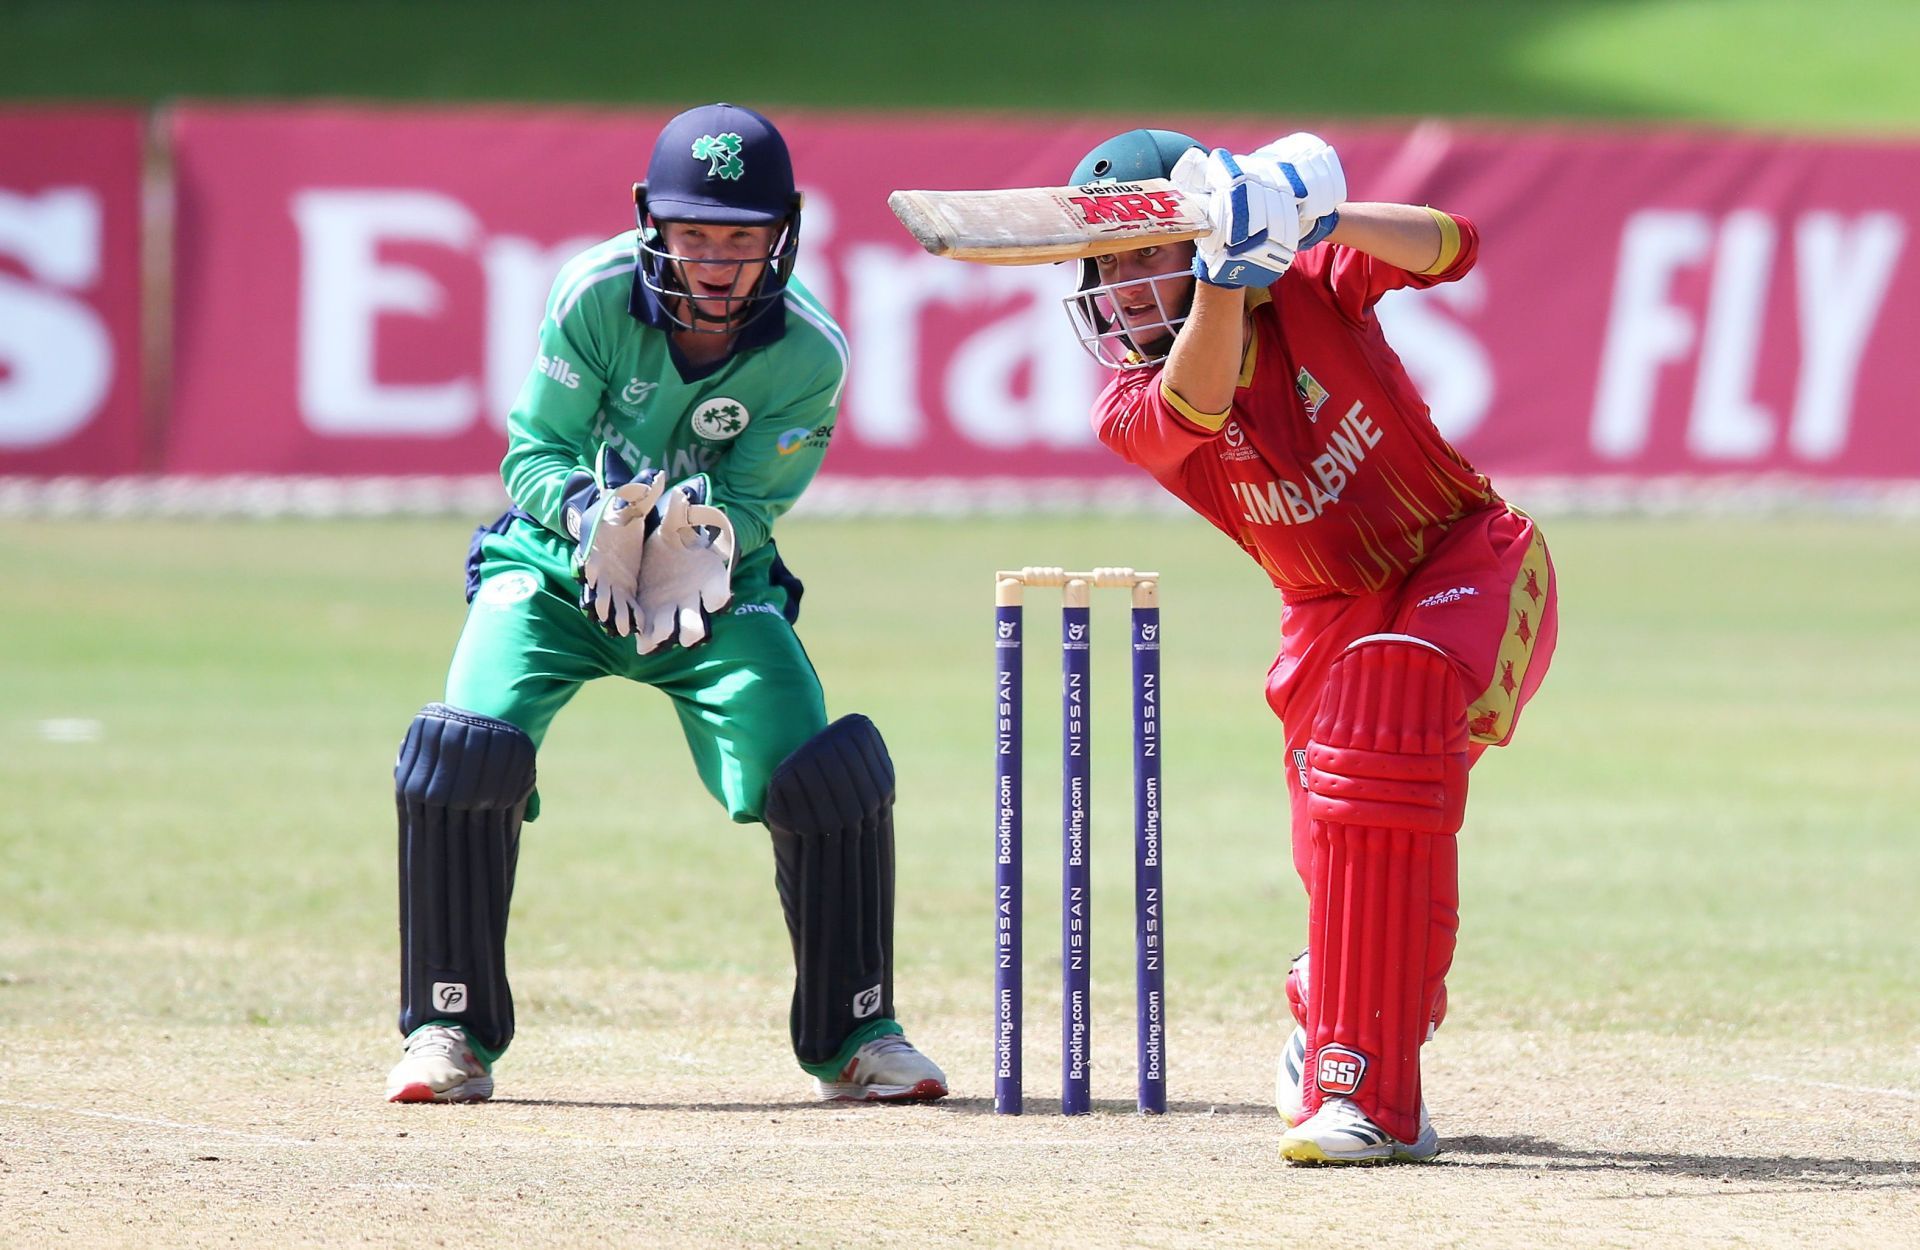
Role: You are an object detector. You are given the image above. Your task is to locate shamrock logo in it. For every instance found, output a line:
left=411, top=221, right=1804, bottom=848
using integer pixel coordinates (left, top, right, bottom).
left=691, top=132, right=745, bottom=181
left=691, top=396, right=752, bottom=441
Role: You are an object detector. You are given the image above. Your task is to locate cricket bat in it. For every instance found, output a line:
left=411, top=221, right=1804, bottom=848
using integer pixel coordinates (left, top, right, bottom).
left=887, top=179, right=1210, bottom=265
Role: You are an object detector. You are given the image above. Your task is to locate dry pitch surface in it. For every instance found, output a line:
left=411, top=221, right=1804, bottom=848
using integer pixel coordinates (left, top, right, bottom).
left=7, top=516, right=1919, bottom=1245
left=5, top=1009, right=1915, bottom=1248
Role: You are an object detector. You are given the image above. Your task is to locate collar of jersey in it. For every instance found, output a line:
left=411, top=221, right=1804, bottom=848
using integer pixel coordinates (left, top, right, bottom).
left=1235, top=287, right=1270, bottom=387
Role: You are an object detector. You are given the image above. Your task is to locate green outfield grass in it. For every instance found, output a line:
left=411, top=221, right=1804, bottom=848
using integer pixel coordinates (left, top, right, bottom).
left=6, top=513, right=1918, bottom=1061
left=3, top=0, right=1916, bottom=132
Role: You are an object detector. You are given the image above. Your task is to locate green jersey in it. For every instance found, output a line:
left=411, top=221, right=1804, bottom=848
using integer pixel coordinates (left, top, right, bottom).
left=498, top=230, right=847, bottom=580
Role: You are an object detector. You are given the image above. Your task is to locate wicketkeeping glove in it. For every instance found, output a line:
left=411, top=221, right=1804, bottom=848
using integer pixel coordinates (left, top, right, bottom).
left=1172, top=147, right=1300, bottom=290
left=634, top=475, right=738, bottom=655
left=562, top=446, right=665, bottom=638
left=1245, top=132, right=1347, bottom=249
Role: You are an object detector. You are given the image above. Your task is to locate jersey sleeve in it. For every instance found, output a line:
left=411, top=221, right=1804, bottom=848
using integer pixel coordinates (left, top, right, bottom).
left=1093, top=368, right=1220, bottom=477
left=500, top=277, right=613, bottom=535
left=1295, top=210, right=1479, bottom=325
left=706, top=355, right=844, bottom=556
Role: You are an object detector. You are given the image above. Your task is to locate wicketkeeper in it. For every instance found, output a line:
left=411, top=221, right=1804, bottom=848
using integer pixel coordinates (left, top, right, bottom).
left=385, top=103, right=947, bottom=1105
left=1062, top=128, right=1558, bottom=1162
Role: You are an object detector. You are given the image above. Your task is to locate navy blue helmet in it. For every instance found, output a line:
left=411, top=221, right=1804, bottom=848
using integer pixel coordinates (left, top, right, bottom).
left=635, top=103, right=802, bottom=332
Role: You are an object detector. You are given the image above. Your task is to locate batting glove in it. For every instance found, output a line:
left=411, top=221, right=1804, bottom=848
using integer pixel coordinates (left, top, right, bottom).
left=563, top=446, right=665, bottom=639
left=634, top=475, right=738, bottom=655
left=1174, top=147, right=1299, bottom=289
left=1245, top=132, right=1346, bottom=249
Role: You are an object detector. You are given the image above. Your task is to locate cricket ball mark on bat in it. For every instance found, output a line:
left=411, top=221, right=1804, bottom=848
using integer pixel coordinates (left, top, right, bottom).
left=887, top=177, right=1210, bottom=266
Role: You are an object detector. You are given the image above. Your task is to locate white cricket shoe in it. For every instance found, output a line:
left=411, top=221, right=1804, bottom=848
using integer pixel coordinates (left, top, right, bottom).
left=812, top=1033, right=949, bottom=1102
left=1276, top=1026, right=1308, bottom=1127
left=386, top=1023, right=494, bottom=1103
left=1279, top=1095, right=1439, bottom=1164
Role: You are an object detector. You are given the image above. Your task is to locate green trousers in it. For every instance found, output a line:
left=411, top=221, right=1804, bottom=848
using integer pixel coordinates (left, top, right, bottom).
left=419, top=518, right=903, bottom=1075
left=449, top=521, right=826, bottom=824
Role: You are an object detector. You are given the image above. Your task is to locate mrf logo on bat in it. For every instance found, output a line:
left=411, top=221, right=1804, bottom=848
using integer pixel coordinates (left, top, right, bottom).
left=1064, top=183, right=1185, bottom=226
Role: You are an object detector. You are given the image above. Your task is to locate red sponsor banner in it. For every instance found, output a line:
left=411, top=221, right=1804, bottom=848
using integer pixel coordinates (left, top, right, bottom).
left=167, top=106, right=1920, bottom=480
left=0, top=110, right=146, bottom=474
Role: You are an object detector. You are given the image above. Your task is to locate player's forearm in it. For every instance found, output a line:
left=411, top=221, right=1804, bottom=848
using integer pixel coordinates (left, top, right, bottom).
left=711, top=461, right=819, bottom=557
left=501, top=440, right=581, bottom=534
left=717, top=497, right=772, bottom=555
left=1161, top=282, right=1248, bottom=418
left=502, top=352, right=608, bottom=534
left=1325, top=203, right=1453, bottom=275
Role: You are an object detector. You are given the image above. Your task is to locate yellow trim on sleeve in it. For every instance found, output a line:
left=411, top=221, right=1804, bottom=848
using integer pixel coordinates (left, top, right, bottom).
left=1237, top=289, right=1266, bottom=387
left=1419, top=208, right=1462, bottom=276
left=1160, top=380, right=1229, bottom=432
left=1160, top=287, right=1267, bottom=430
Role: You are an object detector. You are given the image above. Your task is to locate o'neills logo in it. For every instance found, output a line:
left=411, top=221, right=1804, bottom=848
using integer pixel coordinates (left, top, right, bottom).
left=1068, top=186, right=1184, bottom=225
left=537, top=352, right=581, bottom=389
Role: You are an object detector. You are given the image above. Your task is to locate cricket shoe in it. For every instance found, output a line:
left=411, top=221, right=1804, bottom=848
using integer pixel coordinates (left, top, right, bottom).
left=813, top=1033, right=949, bottom=1103
left=1276, top=1026, right=1308, bottom=1127
left=1278, top=1096, right=1439, bottom=1165
left=386, top=1023, right=494, bottom=1103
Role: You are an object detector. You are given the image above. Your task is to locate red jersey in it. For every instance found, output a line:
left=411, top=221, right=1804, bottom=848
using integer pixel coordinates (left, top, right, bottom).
left=1093, top=212, right=1499, bottom=600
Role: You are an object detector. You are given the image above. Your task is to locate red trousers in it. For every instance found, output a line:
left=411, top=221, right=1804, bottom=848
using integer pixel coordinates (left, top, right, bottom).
left=1267, top=505, right=1558, bottom=881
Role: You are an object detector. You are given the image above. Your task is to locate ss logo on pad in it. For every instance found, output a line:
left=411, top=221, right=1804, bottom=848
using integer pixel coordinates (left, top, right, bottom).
left=1315, top=1043, right=1368, bottom=1096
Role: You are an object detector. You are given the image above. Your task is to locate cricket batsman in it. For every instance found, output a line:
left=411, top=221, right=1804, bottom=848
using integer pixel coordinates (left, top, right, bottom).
left=1062, top=129, right=1557, bottom=1162
left=384, top=103, right=947, bottom=1105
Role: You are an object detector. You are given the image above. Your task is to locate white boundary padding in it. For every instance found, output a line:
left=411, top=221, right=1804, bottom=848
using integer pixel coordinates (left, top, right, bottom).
left=7, top=475, right=1920, bottom=519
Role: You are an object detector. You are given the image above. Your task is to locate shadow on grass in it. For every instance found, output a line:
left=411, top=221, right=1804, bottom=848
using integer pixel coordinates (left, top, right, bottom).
left=1443, top=1135, right=1918, bottom=1189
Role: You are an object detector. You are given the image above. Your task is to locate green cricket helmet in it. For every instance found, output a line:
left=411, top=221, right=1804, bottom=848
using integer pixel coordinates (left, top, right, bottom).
left=1063, top=129, right=1205, bottom=369
left=1070, top=128, right=1203, bottom=187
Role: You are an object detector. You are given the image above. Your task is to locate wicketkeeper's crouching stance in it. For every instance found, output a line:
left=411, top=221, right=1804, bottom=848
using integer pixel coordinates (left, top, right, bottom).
left=1061, top=128, right=1558, bottom=1161
left=385, top=103, right=945, bottom=1105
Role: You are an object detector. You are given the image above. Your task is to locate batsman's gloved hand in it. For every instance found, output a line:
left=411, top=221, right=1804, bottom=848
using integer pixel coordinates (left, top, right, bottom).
left=562, top=445, right=665, bottom=638
left=1172, top=147, right=1299, bottom=290
left=1244, top=132, right=1346, bottom=249
left=634, top=474, right=738, bottom=655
